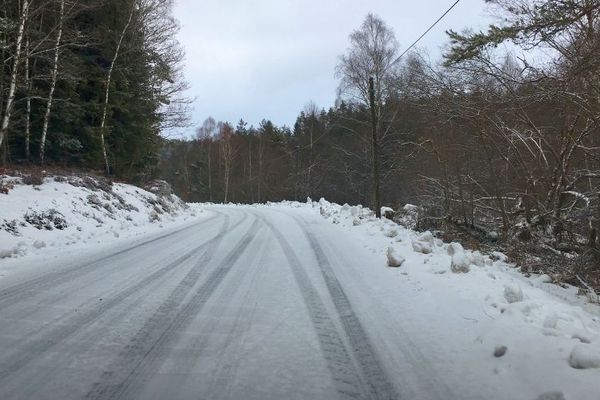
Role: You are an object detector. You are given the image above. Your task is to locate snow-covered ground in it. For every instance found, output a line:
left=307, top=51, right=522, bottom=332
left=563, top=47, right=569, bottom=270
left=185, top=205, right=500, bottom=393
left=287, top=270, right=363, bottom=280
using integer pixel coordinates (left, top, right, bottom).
left=0, top=175, right=203, bottom=278
left=258, top=199, right=600, bottom=400
left=1, top=182, right=599, bottom=399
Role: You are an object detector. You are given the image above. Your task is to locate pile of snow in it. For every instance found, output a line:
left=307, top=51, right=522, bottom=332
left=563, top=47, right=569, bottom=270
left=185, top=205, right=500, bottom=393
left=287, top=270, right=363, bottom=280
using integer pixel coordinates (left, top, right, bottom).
left=412, top=231, right=436, bottom=254
left=259, top=198, right=600, bottom=399
left=386, top=246, right=404, bottom=267
left=0, top=175, right=201, bottom=263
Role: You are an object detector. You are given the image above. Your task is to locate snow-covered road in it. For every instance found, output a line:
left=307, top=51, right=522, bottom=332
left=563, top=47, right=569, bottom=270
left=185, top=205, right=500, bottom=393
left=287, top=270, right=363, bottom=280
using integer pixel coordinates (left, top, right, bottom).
left=0, top=207, right=398, bottom=399
left=0, top=206, right=597, bottom=400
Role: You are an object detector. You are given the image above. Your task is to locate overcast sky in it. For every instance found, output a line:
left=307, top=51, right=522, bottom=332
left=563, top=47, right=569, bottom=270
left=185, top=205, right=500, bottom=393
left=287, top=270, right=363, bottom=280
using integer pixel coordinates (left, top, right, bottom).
left=173, top=0, right=494, bottom=136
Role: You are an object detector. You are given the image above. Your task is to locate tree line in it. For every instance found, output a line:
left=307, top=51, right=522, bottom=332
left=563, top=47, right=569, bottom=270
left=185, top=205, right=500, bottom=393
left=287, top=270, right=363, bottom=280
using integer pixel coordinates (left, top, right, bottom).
left=0, top=0, right=188, bottom=177
left=160, top=1, right=600, bottom=288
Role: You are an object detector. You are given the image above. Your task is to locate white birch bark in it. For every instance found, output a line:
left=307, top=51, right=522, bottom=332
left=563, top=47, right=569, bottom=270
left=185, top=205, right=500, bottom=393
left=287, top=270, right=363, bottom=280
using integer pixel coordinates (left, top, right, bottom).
left=39, top=0, right=65, bottom=163
left=99, top=2, right=135, bottom=174
left=24, top=38, right=31, bottom=159
left=0, top=0, right=30, bottom=149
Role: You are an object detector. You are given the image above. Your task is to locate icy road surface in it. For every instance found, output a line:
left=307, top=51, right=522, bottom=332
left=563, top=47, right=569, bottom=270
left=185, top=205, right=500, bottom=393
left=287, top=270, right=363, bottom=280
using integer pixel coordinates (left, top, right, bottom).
left=0, top=206, right=590, bottom=400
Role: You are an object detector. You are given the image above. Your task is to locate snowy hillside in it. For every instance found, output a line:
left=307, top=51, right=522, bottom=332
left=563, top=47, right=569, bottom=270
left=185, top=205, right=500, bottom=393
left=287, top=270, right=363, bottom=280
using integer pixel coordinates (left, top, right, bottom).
left=0, top=175, right=202, bottom=266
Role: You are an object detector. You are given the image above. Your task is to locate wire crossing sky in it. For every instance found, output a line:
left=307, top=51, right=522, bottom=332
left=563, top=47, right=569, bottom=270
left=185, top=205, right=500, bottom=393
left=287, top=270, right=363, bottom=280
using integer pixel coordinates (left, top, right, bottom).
left=173, top=0, right=493, bottom=135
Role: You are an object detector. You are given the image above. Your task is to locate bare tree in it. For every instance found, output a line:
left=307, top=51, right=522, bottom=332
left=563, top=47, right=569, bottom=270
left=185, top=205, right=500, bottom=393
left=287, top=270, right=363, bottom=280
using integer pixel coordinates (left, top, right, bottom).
left=197, top=117, right=217, bottom=202
left=336, top=13, right=399, bottom=217
left=336, top=14, right=399, bottom=110
left=218, top=122, right=236, bottom=203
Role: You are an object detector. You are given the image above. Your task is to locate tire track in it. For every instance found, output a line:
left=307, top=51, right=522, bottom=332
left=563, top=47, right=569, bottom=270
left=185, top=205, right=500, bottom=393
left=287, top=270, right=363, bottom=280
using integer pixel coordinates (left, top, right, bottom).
left=298, top=222, right=399, bottom=400
left=175, top=227, right=272, bottom=400
left=0, top=212, right=230, bottom=348
left=0, top=222, right=215, bottom=335
left=131, top=223, right=271, bottom=400
left=86, top=214, right=262, bottom=400
left=0, top=213, right=222, bottom=310
left=0, top=264, right=189, bottom=400
left=0, top=214, right=232, bottom=384
left=258, top=215, right=365, bottom=400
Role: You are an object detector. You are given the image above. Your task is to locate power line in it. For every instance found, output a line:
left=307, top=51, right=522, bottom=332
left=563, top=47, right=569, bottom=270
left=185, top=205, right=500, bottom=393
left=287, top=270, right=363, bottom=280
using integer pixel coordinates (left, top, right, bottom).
left=391, top=0, right=461, bottom=66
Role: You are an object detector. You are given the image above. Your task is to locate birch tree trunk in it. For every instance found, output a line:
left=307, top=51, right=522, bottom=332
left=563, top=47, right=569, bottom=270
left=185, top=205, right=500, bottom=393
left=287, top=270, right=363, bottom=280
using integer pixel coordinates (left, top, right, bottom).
left=0, top=0, right=30, bottom=149
left=99, top=2, right=135, bottom=174
left=39, top=0, right=65, bottom=163
left=24, top=37, right=31, bottom=160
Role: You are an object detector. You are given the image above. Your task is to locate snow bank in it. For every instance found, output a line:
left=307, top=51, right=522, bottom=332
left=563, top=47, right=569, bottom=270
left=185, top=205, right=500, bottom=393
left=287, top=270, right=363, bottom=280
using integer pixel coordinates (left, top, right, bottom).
left=0, top=175, right=202, bottom=266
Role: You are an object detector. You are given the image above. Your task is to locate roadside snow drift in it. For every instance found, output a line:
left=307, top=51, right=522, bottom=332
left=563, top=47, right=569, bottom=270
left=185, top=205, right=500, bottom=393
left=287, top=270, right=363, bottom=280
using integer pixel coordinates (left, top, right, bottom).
left=0, top=175, right=201, bottom=264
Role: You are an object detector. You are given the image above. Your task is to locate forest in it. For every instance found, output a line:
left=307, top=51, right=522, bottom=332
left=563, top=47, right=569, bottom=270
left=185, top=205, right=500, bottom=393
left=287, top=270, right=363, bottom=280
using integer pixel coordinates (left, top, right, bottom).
left=160, top=2, right=600, bottom=288
left=0, top=0, right=188, bottom=177
left=2, top=0, right=599, bottom=288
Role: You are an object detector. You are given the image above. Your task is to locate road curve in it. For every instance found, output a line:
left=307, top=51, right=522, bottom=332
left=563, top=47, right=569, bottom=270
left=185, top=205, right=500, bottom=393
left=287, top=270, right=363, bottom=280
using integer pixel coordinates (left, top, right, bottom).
left=0, top=206, right=445, bottom=400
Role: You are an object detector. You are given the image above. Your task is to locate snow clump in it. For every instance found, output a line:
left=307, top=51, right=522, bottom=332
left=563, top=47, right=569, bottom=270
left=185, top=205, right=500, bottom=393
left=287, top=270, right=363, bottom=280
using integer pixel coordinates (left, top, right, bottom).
left=451, top=252, right=470, bottom=273
left=569, top=344, right=600, bottom=369
left=504, top=284, right=524, bottom=303
left=469, top=251, right=486, bottom=267
left=447, top=242, right=464, bottom=256
left=387, top=247, right=405, bottom=268
left=384, top=226, right=398, bottom=238
left=412, top=231, right=435, bottom=254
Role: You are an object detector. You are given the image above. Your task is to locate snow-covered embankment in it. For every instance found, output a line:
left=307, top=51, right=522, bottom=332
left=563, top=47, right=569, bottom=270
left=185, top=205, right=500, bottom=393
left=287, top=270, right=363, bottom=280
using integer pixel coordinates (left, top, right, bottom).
left=0, top=175, right=203, bottom=272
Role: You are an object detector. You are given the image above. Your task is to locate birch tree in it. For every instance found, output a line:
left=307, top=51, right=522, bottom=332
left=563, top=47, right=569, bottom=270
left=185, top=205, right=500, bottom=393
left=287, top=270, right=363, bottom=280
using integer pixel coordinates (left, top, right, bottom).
left=0, top=0, right=30, bottom=150
left=98, top=0, right=136, bottom=174
left=336, top=13, right=399, bottom=217
left=24, top=36, right=31, bottom=159
left=39, top=0, right=65, bottom=163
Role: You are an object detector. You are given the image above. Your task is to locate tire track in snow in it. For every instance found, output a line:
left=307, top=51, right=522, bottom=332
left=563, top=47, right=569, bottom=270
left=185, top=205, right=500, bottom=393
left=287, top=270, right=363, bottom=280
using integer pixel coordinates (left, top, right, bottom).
left=297, top=221, right=399, bottom=400
left=0, top=216, right=227, bottom=329
left=86, top=213, right=263, bottom=400
left=0, top=213, right=230, bottom=345
left=258, top=214, right=366, bottom=400
left=179, top=227, right=273, bottom=400
left=141, top=222, right=269, bottom=399
left=0, top=214, right=231, bottom=385
left=0, top=213, right=221, bottom=310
